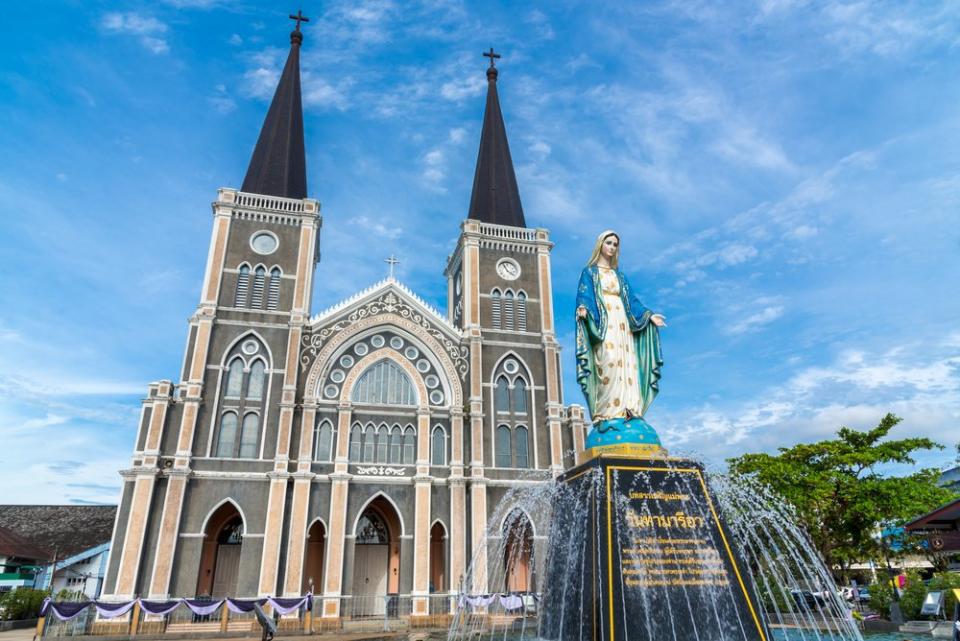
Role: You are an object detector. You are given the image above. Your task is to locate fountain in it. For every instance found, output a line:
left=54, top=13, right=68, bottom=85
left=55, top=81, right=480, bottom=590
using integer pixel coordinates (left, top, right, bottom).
left=447, top=232, right=863, bottom=640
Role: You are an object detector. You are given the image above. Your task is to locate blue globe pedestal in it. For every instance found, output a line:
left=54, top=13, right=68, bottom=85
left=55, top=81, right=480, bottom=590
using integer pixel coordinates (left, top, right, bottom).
left=582, top=415, right=667, bottom=461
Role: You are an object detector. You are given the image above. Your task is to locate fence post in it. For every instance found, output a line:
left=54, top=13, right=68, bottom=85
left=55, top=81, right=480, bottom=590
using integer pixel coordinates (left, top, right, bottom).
left=33, top=614, right=45, bottom=640
left=128, top=601, right=141, bottom=636
left=303, top=602, right=312, bottom=634
left=219, top=603, right=229, bottom=633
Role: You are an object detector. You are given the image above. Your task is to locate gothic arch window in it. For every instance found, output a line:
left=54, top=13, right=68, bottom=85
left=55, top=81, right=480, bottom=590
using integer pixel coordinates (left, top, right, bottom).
left=251, top=266, right=266, bottom=308
left=503, top=290, right=515, bottom=329
left=362, top=424, right=376, bottom=462
left=314, top=419, right=333, bottom=462
left=246, top=360, right=266, bottom=400
left=215, top=412, right=238, bottom=457
left=512, top=377, right=527, bottom=414
left=238, top=413, right=260, bottom=458
left=352, top=359, right=416, bottom=406
left=402, top=426, right=416, bottom=465
left=356, top=512, right=389, bottom=544
left=235, top=265, right=250, bottom=307
left=514, top=426, right=530, bottom=468
left=491, top=289, right=502, bottom=328
left=495, top=376, right=510, bottom=413
left=389, top=425, right=403, bottom=464
left=431, top=426, right=446, bottom=466
left=516, top=291, right=527, bottom=331
left=349, top=424, right=362, bottom=462
left=225, top=358, right=244, bottom=398
left=376, top=424, right=389, bottom=463
left=266, top=267, right=281, bottom=311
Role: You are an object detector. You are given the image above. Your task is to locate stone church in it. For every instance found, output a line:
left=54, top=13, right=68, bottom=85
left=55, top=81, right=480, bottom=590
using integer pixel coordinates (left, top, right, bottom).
left=102, top=20, right=588, bottom=621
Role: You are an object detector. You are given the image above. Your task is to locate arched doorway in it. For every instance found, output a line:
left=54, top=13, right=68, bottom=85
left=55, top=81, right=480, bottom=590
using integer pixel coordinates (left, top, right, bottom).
left=503, top=510, right=534, bottom=593
left=196, top=502, right=244, bottom=597
left=351, top=497, right=402, bottom=616
left=302, top=520, right=326, bottom=594
left=430, top=522, right=446, bottom=593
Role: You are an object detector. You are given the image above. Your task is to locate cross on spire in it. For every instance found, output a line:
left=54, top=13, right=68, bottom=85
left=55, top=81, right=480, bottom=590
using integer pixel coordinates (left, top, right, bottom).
left=289, top=9, right=310, bottom=31
left=385, top=255, right=400, bottom=280
left=483, top=47, right=501, bottom=68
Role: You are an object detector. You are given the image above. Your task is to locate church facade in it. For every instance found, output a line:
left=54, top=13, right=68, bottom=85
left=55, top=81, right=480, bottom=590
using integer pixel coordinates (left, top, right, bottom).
left=101, top=23, right=588, bottom=620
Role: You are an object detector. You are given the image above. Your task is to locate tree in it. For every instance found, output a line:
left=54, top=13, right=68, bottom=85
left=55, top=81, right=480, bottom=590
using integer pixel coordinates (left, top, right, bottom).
left=728, top=413, right=958, bottom=580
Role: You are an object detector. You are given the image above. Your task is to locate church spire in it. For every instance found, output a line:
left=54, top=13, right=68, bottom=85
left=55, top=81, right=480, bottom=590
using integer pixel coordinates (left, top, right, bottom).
left=466, top=48, right=526, bottom=228
left=241, top=11, right=309, bottom=199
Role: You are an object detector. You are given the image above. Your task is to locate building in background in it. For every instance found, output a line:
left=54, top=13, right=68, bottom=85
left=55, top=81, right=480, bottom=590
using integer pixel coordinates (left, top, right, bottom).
left=99, top=18, right=588, bottom=622
left=0, top=505, right=116, bottom=598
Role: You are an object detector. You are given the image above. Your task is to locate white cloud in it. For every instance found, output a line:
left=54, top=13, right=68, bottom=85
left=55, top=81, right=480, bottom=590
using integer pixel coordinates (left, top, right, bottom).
left=101, top=12, right=170, bottom=54
left=440, top=75, right=486, bottom=101
left=727, top=304, right=785, bottom=335
left=448, top=127, right=467, bottom=144
left=229, top=33, right=243, bottom=45
left=350, top=215, right=403, bottom=240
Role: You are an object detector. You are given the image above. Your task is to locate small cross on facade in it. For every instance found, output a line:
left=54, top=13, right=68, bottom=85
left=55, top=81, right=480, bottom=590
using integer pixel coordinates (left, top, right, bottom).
left=385, top=255, right=400, bottom=280
left=289, top=9, right=310, bottom=31
left=483, top=47, right=501, bottom=68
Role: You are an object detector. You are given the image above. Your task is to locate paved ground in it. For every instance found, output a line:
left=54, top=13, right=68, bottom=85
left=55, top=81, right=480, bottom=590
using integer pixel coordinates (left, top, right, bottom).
left=0, top=628, right=36, bottom=641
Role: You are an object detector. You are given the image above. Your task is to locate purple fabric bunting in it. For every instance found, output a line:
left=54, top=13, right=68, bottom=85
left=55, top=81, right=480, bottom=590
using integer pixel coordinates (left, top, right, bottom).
left=139, top=600, right=182, bottom=616
left=94, top=600, right=137, bottom=619
left=45, top=601, right=93, bottom=621
left=500, top=594, right=523, bottom=610
left=184, top=599, right=224, bottom=616
left=225, top=598, right=266, bottom=614
left=267, top=596, right=307, bottom=615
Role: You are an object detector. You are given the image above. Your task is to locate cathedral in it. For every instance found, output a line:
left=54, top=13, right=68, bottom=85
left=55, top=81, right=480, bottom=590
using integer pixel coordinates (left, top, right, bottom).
left=102, top=19, right=588, bottom=622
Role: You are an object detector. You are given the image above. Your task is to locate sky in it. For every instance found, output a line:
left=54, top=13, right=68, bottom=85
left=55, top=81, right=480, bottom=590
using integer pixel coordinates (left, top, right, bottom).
left=1, top=0, right=958, bottom=505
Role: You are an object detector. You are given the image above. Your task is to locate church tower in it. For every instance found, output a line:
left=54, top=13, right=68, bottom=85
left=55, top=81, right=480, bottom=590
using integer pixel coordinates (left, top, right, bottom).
left=446, top=50, right=581, bottom=594
left=103, top=15, right=321, bottom=601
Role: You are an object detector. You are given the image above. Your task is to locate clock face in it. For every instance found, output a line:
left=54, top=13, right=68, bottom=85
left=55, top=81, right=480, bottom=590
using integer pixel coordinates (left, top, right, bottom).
left=496, top=258, right=521, bottom=281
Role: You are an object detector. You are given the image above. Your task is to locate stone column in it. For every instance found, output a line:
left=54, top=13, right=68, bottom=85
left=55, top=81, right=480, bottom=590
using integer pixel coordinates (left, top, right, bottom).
left=321, top=404, right=352, bottom=618
left=282, top=404, right=317, bottom=596
left=448, top=409, right=466, bottom=596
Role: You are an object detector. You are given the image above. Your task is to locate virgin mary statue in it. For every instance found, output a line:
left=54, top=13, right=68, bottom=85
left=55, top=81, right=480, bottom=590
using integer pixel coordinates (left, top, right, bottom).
left=576, top=230, right=666, bottom=452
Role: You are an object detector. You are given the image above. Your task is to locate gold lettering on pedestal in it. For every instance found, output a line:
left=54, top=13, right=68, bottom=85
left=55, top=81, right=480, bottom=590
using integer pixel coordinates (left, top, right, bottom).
left=619, top=533, right=730, bottom=588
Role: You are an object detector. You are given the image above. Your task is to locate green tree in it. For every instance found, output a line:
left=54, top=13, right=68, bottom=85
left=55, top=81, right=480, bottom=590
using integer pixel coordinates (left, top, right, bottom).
left=728, top=413, right=957, bottom=579
left=0, top=588, right=49, bottom=621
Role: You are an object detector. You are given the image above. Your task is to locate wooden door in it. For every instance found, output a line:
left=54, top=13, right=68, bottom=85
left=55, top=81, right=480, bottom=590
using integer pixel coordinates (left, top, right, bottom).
left=211, top=545, right=241, bottom=597
left=352, top=545, right=388, bottom=616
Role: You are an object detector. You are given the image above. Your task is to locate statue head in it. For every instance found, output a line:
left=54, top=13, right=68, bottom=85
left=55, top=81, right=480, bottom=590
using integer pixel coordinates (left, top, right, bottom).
left=587, top=230, right=620, bottom=268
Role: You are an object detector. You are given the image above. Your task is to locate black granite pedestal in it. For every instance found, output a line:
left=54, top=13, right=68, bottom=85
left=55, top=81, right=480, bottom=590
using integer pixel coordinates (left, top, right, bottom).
left=540, top=455, right=769, bottom=641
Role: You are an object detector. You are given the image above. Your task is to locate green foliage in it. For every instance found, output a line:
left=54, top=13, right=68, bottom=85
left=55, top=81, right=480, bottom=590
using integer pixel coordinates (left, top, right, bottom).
left=728, top=413, right=958, bottom=577
left=0, top=588, right=50, bottom=621
left=928, top=572, right=960, bottom=615
left=867, top=575, right=894, bottom=618
left=868, top=571, right=960, bottom=621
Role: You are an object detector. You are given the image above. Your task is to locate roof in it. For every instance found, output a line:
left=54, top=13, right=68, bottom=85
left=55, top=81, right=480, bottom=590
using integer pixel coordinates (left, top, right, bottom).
left=904, top=497, right=960, bottom=532
left=240, top=28, right=307, bottom=199
left=466, top=57, right=526, bottom=228
left=0, top=505, right=117, bottom=558
left=0, top=526, right=53, bottom=561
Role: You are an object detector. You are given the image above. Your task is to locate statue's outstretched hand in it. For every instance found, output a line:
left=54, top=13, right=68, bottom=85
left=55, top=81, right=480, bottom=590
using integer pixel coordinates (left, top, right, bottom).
left=651, top=314, right=667, bottom=327
left=576, top=306, right=587, bottom=320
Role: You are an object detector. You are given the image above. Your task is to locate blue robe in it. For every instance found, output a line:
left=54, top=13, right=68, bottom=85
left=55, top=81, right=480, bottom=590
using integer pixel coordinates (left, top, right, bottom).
left=575, top=265, right=663, bottom=422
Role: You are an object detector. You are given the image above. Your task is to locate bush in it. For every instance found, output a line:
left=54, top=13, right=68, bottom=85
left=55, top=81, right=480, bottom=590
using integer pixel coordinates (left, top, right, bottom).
left=868, top=570, right=960, bottom=621
left=927, top=572, right=960, bottom=616
left=0, top=588, right=50, bottom=621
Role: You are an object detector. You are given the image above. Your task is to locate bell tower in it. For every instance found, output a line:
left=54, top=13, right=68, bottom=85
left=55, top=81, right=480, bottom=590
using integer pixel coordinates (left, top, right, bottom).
left=445, top=49, right=567, bottom=595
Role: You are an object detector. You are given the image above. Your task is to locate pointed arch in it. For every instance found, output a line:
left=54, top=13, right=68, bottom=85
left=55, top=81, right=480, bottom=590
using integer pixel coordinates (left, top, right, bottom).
left=499, top=506, right=537, bottom=539
left=429, top=519, right=448, bottom=537
left=235, top=263, right=251, bottom=307
left=200, top=498, right=248, bottom=537
left=341, top=348, right=426, bottom=408
left=267, top=266, right=282, bottom=311
left=351, top=491, right=407, bottom=538
left=218, top=329, right=275, bottom=368
left=490, top=288, right=503, bottom=328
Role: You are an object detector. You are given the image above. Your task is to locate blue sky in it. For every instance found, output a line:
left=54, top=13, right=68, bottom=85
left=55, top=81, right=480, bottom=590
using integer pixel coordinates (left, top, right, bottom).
left=1, top=1, right=958, bottom=505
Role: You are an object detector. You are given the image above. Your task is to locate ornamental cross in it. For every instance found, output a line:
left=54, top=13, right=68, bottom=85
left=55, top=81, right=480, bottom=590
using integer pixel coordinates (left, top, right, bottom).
left=483, top=47, right=501, bottom=68
left=385, top=255, right=400, bottom=280
left=289, top=9, right=310, bottom=31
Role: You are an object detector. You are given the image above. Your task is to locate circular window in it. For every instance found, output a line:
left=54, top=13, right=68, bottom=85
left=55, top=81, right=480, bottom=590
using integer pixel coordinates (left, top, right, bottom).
left=241, top=340, right=259, bottom=355
left=404, top=346, right=419, bottom=360
left=370, top=335, right=385, bottom=348
left=339, top=354, right=354, bottom=368
left=354, top=343, right=369, bottom=356
left=504, top=359, right=519, bottom=374
left=416, top=359, right=430, bottom=373
left=324, top=385, right=339, bottom=399
left=250, top=231, right=278, bottom=255
left=390, top=336, right=404, bottom=349
left=330, top=369, right=345, bottom=383
left=429, top=390, right=445, bottom=405
left=425, top=374, right=439, bottom=389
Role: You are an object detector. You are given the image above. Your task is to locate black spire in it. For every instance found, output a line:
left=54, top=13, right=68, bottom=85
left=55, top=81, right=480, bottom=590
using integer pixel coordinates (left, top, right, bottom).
left=467, top=48, right=526, bottom=228
left=241, top=12, right=309, bottom=199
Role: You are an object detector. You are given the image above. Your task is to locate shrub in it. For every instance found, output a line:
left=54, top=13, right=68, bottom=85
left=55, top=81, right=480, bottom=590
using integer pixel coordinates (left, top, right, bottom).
left=0, top=588, right=50, bottom=621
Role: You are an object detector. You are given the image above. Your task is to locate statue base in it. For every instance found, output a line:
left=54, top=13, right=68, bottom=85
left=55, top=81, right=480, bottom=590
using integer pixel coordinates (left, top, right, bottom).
left=540, top=455, right=769, bottom=641
left=580, top=415, right=667, bottom=463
